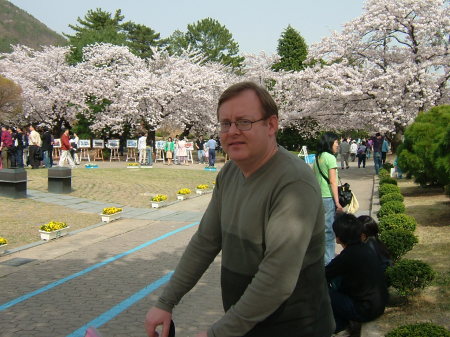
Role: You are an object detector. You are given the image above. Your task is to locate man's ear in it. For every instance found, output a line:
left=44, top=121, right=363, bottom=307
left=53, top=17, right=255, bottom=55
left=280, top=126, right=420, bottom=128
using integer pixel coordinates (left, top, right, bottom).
left=267, top=115, right=279, bottom=136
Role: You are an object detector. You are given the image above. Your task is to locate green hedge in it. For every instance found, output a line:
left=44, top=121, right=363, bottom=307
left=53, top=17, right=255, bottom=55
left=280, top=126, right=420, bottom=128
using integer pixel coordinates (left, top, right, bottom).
left=380, top=192, right=404, bottom=205
left=380, top=229, right=418, bottom=262
left=386, top=259, right=435, bottom=297
left=386, top=323, right=450, bottom=337
left=379, top=213, right=417, bottom=233
left=380, top=177, right=398, bottom=185
left=379, top=168, right=390, bottom=179
left=379, top=183, right=400, bottom=197
left=377, top=201, right=406, bottom=218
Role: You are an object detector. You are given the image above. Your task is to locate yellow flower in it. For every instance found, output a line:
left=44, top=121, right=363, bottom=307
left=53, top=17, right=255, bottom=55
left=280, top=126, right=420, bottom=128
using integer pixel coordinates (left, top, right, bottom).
left=152, top=194, right=168, bottom=202
left=102, top=207, right=123, bottom=215
left=196, top=184, right=209, bottom=190
left=39, top=221, right=68, bottom=232
left=127, top=163, right=139, bottom=166
left=0, top=237, right=8, bottom=245
left=177, top=188, right=191, bottom=195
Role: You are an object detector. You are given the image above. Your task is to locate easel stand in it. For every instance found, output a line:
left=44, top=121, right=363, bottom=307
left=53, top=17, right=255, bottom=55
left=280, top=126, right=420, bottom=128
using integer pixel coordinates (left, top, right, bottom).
left=80, top=148, right=91, bottom=162
left=110, top=148, right=120, bottom=162
left=126, top=148, right=137, bottom=162
left=94, top=149, right=104, bottom=161
left=187, top=150, right=194, bottom=164
left=52, top=148, right=61, bottom=161
left=155, top=149, right=165, bottom=164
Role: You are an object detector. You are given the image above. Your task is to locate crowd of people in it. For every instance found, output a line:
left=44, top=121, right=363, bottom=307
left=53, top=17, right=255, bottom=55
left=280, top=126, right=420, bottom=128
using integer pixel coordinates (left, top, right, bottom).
left=0, top=124, right=82, bottom=170
left=337, top=134, right=390, bottom=173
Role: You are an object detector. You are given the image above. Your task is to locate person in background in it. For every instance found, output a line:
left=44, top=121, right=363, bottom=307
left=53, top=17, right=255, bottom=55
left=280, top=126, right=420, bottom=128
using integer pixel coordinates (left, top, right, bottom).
left=145, top=81, right=334, bottom=337
left=381, top=136, right=390, bottom=165
left=313, top=132, right=344, bottom=265
left=195, top=135, right=205, bottom=164
left=1, top=125, right=13, bottom=169
left=206, top=134, right=217, bottom=167
left=350, top=140, right=358, bottom=162
left=371, top=133, right=383, bottom=174
left=173, top=135, right=179, bottom=165
left=177, top=136, right=188, bottom=165
left=145, top=135, right=153, bottom=167
left=71, top=132, right=80, bottom=165
left=164, top=137, right=174, bottom=166
left=357, top=141, right=367, bottom=168
left=28, top=124, right=41, bottom=169
left=14, top=127, right=25, bottom=168
left=41, top=127, right=53, bottom=168
left=58, top=128, right=75, bottom=168
left=358, top=215, right=392, bottom=272
left=326, top=214, right=388, bottom=336
left=138, top=133, right=147, bottom=164
left=339, top=137, right=350, bottom=169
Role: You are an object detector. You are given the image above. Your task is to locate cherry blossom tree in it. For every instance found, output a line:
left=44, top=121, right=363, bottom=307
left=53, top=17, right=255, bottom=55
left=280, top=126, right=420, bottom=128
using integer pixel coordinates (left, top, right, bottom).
left=0, top=45, right=82, bottom=134
left=305, top=0, right=450, bottom=142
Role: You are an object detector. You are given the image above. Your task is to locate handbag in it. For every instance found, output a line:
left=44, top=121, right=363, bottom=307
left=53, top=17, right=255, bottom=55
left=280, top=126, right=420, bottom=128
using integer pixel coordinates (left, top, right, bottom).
left=315, top=156, right=353, bottom=207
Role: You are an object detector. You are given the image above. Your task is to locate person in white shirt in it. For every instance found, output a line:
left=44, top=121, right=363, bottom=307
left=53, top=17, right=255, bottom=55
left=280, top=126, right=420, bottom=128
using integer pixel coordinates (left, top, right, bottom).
left=350, top=140, right=358, bottom=162
left=138, top=133, right=147, bottom=164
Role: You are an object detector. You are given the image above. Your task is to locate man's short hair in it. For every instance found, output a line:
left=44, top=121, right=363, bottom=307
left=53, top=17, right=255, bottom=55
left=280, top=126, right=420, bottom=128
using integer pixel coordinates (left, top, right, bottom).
left=217, top=81, right=278, bottom=119
left=332, top=213, right=362, bottom=245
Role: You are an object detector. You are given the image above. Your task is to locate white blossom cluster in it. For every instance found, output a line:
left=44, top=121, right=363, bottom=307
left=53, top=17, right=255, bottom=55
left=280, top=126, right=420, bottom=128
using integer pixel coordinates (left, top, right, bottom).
left=0, top=0, right=448, bottom=136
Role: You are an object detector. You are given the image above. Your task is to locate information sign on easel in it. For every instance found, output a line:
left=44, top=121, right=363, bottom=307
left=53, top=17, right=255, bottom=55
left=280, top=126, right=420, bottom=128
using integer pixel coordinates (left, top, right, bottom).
left=108, top=139, right=120, bottom=161
left=79, top=139, right=91, bottom=162
left=93, top=139, right=104, bottom=161
left=126, top=139, right=137, bottom=162
left=186, top=141, right=194, bottom=164
left=155, top=140, right=166, bottom=163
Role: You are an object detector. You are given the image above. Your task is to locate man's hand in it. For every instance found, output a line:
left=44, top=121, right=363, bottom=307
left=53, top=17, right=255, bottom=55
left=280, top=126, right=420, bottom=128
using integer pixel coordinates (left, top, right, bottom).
left=145, top=307, right=172, bottom=337
left=195, top=332, right=208, bottom=337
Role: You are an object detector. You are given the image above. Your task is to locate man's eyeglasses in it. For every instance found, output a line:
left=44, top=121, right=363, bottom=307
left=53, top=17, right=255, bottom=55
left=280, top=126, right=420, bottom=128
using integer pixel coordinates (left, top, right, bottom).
left=218, top=118, right=266, bottom=133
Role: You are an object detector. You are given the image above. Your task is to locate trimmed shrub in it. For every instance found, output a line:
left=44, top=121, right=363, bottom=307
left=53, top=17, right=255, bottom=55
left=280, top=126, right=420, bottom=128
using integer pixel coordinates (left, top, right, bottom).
left=379, top=183, right=400, bottom=197
left=380, top=177, right=398, bottom=185
left=382, top=162, right=394, bottom=171
left=380, top=229, right=418, bottom=262
left=377, top=201, right=405, bottom=218
left=379, top=168, right=390, bottom=179
left=386, top=322, right=450, bottom=337
left=379, top=213, right=417, bottom=233
left=380, top=192, right=404, bottom=205
left=386, top=259, right=435, bottom=297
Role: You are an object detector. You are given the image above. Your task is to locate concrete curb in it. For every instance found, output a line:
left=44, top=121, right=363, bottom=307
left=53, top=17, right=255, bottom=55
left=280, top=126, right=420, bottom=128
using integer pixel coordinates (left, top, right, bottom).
left=361, top=174, right=384, bottom=337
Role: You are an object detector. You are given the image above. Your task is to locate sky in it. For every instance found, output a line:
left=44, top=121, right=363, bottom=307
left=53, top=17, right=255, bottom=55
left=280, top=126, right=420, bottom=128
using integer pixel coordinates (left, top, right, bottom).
left=9, top=0, right=365, bottom=55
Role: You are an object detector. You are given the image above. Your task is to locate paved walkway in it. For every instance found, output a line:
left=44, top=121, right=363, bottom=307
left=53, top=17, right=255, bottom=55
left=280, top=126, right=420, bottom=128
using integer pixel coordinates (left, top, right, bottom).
left=0, top=158, right=380, bottom=337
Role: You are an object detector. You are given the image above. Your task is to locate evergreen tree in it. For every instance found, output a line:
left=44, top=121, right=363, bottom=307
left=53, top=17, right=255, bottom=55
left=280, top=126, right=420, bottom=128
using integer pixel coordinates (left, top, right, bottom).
left=273, top=25, right=308, bottom=71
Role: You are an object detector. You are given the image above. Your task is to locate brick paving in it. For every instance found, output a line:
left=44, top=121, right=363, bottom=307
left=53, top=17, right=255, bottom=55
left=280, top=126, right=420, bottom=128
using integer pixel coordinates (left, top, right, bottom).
left=0, top=158, right=380, bottom=337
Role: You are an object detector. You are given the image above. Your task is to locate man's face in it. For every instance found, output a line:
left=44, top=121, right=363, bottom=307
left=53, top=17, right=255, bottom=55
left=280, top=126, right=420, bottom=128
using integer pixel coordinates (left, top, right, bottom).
left=218, top=90, right=277, bottom=168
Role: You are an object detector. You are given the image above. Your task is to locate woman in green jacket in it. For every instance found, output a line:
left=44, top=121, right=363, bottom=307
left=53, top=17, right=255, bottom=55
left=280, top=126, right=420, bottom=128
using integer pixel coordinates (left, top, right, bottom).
left=164, top=137, right=175, bottom=165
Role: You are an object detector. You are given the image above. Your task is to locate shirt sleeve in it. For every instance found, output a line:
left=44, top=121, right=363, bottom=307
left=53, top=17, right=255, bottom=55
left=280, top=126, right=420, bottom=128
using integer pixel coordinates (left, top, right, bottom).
left=155, top=186, right=222, bottom=312
left=208, top=181, right=321, bottom=337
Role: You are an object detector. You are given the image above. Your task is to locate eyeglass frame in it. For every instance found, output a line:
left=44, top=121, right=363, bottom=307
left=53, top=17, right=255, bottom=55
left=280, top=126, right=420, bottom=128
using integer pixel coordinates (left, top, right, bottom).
left=218, top=118, right=267, bottom=133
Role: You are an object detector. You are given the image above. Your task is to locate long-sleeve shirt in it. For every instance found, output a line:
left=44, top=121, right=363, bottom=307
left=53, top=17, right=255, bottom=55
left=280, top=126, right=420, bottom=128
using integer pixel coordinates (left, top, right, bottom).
left=29, top=130, right=42, bottom=147
left=156, top=147, right=334, bottom=337
left=61, top=133, right=71, bottom=150
left=325, top=242, right=388, bottom=320
left=1, top=131, right=13, bottom=148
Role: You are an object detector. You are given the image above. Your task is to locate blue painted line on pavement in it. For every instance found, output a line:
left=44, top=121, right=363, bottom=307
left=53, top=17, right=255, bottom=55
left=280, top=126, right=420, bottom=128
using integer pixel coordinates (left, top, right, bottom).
left=66, top=271, right=174, bottom=337
left=0, top=222, right=198, bottom=312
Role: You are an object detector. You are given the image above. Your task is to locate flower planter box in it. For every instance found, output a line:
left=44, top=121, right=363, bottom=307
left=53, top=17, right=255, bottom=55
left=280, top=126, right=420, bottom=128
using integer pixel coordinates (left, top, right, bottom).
left=39, top=227, right=70, bottom=241
left=127, top=166, right=140, bottom=169
left=177, top=194, right=190, bottom=200
left=101, top=212, right=122, bottom=223
left=196, top=189, right=212, bottom=195
left=151, top=201, right=166, bottom=208
left=0, top=244, right=7, bottom=254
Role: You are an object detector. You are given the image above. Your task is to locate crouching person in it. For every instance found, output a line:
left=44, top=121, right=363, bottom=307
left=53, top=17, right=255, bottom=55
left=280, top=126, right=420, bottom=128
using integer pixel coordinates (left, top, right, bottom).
left=326, top=214, right=388, bottom=336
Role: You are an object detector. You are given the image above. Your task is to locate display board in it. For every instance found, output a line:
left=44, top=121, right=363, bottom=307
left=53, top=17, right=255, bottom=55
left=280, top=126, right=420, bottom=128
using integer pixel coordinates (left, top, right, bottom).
left=108, top=139, right=120, bottom=149
left=79, top=139, right=91, bottom=148
left=93, top=139, right=104, bottom=149
left=126, top=139, right=137, bottom=148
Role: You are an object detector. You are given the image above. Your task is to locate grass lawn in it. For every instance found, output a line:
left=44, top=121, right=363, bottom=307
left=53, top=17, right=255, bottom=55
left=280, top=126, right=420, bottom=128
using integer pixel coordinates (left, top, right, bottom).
left=375, top=179, right=450, bottom=332
left=1, top=166, right=218, bottom=249
left=27, top=166, right=218, bottom=206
